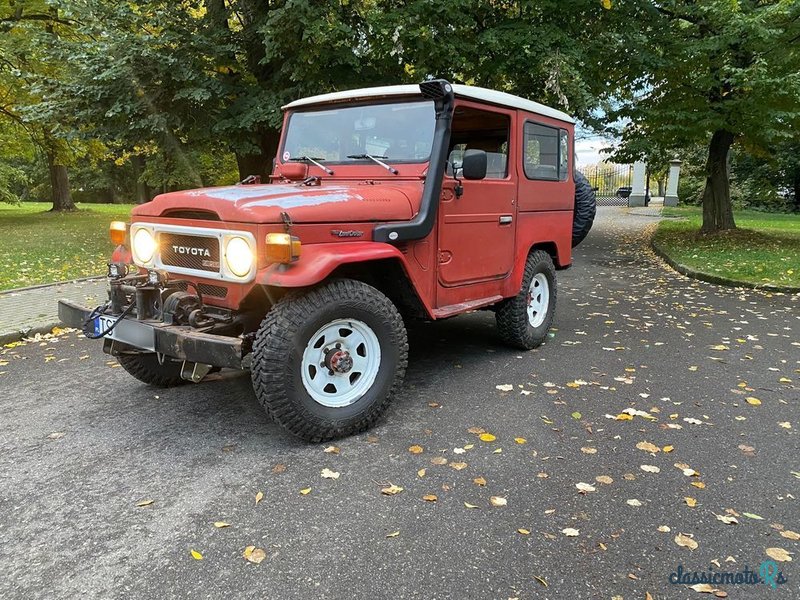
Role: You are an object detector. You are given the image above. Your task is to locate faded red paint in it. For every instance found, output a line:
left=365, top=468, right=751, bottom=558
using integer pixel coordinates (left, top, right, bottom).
left=129, top=98, right=574, bottom=319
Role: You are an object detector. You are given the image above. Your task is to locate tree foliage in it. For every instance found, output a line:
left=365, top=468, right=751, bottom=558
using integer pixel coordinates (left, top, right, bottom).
left=608, top=0, right=800, bottom=232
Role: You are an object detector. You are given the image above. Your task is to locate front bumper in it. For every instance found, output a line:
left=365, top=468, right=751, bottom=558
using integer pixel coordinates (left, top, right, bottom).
left=58, top=299, right=244, bottom=369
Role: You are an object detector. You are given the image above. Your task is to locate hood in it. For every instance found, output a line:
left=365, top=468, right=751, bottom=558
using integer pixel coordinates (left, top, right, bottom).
left=133, top=182, right=421, bottom=224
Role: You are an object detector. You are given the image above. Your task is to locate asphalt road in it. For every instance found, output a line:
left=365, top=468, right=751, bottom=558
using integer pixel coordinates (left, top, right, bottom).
left=1, top=208, right=798, bottom=599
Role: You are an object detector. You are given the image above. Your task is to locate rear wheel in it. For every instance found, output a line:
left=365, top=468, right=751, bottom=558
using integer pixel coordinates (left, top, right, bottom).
left=495, top=250, right=557, bottom=350
left=251, top=279, right=408, bottom=442
left=117, top=353, right=186, bottom=387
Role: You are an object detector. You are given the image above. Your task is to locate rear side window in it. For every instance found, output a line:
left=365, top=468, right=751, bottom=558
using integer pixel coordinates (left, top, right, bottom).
left=523, top=122, right=569, bottom=181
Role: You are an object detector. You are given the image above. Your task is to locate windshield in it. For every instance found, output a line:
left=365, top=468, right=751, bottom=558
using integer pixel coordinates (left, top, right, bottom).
left=282, top=100, right=435, bottom=164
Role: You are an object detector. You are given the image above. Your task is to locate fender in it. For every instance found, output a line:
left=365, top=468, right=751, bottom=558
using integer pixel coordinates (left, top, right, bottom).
left=256, top=241, right=410, bottom=288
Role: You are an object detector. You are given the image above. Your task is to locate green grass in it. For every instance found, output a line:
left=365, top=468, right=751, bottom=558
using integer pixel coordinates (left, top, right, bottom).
left=655, top=206, right=800, bottom=289
left=0, top=202, right=133, bottom=291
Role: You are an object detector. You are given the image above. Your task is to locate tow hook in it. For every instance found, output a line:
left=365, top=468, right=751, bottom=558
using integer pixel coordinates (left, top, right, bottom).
left=181, top=361, right=212, bottom=383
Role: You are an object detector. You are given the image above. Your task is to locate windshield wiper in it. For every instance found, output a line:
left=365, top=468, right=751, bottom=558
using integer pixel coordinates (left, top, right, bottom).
left=287, top=156, right=334, bottom=175
left=346, top=154, right=398, bottom=175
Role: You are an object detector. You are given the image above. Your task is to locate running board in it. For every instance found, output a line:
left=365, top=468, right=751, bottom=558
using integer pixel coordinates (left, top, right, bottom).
left=432, top=295, right=504, bottom=319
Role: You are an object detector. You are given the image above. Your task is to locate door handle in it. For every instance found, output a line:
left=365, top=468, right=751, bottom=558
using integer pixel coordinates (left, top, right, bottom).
left=499, top=215, right=513, bottom=225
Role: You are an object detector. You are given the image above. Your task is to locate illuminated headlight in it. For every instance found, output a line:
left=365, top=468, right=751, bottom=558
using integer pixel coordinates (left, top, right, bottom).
left=132, top=228, right=156, bottom=264
left=224, top=236, right=254, bottom=277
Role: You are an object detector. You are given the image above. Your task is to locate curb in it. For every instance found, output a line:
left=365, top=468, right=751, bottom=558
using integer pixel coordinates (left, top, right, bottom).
left=651, top=239, right=800, bottom=294
left=0, top=321, right=63, bottom=346
left=0, top=275, right=104, bottom=297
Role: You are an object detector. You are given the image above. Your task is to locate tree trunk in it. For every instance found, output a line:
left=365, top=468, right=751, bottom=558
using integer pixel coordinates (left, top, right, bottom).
left=235, top=128, right=281, bottom=181
left=47, top=153, right=76, bottom=211
left=793, top=168, right=800, bottom=212
left=657, top=178, right=666, bottom=197
left=700, top=129, right=736, bottom=233
left=132, top=155, right=151, bottom=204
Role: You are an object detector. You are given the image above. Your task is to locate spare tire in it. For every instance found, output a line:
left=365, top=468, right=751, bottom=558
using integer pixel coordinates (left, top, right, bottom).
left=572, top=171, right=596, bottom=247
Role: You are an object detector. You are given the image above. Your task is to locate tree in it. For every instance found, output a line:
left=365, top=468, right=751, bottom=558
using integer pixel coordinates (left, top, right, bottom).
left=608, top=0, right=800, bottom=233
left=1, top=0, right=78, bottom=211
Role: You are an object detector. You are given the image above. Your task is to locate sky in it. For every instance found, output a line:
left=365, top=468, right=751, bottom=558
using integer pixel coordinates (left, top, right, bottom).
left=574, top=131, right=619, bottom=167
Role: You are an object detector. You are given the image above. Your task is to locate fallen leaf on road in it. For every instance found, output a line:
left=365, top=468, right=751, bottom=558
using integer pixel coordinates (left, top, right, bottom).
left=385, top=531, right=400, bottom=538
left=467, top=426, right=485, bottom=434
left=496, top=384, right=513, bottom=392
left=300, top=488, right=311, bottom=495
left=636, top=441, right=660, bottom=453
left=675, top=533, right=698, bottom=550
left=571, top=411, right=582, bottom=419
left=581, top=447, right=597, bottom=454
left=136, top=499, right=154, bottom=507
left=473, top=476, right=487, bottom=486
left=422, top=494, right=437, bottom=502
left=765, top=547, right=792, bottom=562
left=595, top=475, right=613, bottom=485
left=685, top=497, right=697, bottom=507
left=641, top=465, right=661, bottom=473
left=689, top=583, right=717, bottom=593
left=561, top=528, right=579, bottom=537
left=490, top=496, right=507, bottom=507
left=742, top=512, right=764, bottom=520
left=449, top=462, right=468, bottom=470
left=213, top=521, right=230, bottom=528
left=255, top=491, right=264, bottom=504
left=518, top=528, right=531, bottom=535
left=780, top=530, right=800, bottom=540
left=658, top=525, right=671, bottom=532
left=745, top=397, right=762, bottom=406
left=715, top=514, right=738, bottom=525
left=627, top=499, right=642, bottom=507
left=323, top=445, right=340, bottom=454
left=431, top=456, right=448, bottom=465
left=321, top=468, right=340, bottom=479
left=190, top=549, right=203, bottom=560
left=417, top=469, right=426, bottom=478
left=576, top=482, right=596, bottom=493
left=381, top=484, right=403, bottom=496
left=408, top=445, right=423, bottom=454
left=464, top=502, right=479, bottom=509
left=479, top=433, right=496, bottom=442
left=514, top=437, right=527, bottom=444
left=533, top=575, right=548, bottom=587
left=243, top=547, right=266, bottom=564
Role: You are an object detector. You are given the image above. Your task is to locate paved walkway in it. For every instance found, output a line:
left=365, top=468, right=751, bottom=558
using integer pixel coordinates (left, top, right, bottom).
left=0, top=278, right=107, bottom=343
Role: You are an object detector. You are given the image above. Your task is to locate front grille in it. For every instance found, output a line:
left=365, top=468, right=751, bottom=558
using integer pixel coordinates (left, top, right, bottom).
left=159, top=233, right=220, bottom=273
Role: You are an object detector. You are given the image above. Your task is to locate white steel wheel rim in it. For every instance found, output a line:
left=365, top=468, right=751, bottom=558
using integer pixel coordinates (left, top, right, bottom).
left=526, top=273, right=550, bottom=328
left=300, top=318, right=382, bottom=408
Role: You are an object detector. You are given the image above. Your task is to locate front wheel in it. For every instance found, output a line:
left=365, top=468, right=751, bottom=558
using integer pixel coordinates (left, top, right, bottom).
left=117, top=353, right=186, bottom=387
left=495, top=250, right=557, bottom=350
left=251, top=279, right=408, bottom=442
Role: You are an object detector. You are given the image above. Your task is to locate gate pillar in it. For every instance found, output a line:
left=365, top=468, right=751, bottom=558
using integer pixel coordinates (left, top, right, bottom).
left=664, top=159, right=682, bottom=207
left=628, top=161, right=647, bottom=207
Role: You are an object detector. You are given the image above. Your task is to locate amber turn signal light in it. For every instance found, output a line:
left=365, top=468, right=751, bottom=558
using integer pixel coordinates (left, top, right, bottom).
left=265, top=233, right=301, bottom=264
left=109, top=221, right=127, bottom=245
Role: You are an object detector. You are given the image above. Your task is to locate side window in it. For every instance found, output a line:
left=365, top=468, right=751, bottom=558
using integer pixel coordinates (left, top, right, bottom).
left=559, top=129, right=569, bottom=181
left=447, top=107, right=510, bottom=179
left=524, top=122, right=569, bottom=181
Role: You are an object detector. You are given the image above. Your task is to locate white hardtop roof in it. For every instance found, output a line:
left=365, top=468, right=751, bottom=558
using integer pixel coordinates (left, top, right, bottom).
left=283, top=83, right=575, bottom=124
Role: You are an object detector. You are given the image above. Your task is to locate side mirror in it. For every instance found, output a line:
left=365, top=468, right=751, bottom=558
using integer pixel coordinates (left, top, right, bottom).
left=462, top=149, right=487, bottom=180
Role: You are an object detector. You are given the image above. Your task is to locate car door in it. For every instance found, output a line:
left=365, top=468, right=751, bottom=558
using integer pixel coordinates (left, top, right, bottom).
left=437, top=103, right=516, bottom=288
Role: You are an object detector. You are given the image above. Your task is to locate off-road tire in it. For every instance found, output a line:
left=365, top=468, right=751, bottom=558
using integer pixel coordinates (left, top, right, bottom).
left=251, top=279, right=408, bottom=442
left=117, top=353, right=186, bottom=387
left=495, top=250, right=557, bottom=350
left=572, top=170, right=596, bottom=248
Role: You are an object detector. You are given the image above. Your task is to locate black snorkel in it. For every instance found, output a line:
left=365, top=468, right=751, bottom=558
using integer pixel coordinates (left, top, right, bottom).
left=373, top=79, right=455, bottom=243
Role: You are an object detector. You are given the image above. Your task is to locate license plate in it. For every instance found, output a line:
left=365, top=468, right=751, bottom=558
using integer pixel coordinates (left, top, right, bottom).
left=92, top=315, right=156, bottom=350
left=94, top=315, right=117, bottom=337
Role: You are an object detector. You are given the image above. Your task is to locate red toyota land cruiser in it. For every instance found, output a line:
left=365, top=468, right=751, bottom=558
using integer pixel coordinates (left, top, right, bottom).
left=58, top=80, right=595, bottom=441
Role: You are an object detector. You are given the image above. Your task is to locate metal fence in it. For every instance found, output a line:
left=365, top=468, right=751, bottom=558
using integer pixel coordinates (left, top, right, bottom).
left=581, top=164, right=633, bottom=206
